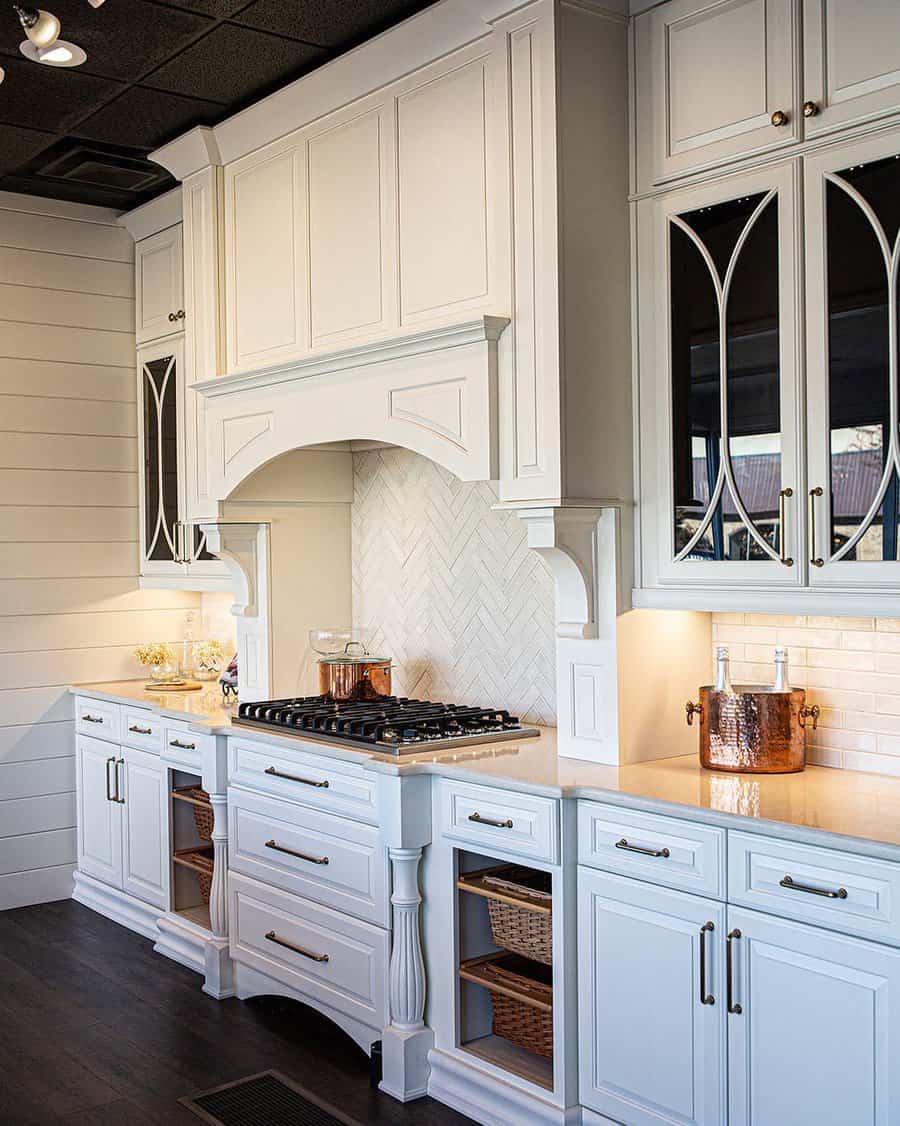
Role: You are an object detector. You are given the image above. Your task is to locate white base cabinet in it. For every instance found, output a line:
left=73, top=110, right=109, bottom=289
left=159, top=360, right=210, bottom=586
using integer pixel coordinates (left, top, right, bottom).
left=578, top=868, right=726, bottom=1126
left=76, top=735, right=168, bottom=911
left=727, top=907, right=900, bottom=1126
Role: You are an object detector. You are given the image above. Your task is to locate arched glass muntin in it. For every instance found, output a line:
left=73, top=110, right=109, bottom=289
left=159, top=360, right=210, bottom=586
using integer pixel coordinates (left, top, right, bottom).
left=669, top=189, right=786, bottom=565
left=825, top=156, right=900, bottom=563
left=143, top=354, right=179, bottom=562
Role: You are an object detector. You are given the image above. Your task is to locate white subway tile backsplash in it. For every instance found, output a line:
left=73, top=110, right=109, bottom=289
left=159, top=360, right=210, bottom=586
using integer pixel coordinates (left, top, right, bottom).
left=714, top=613, right=900, bottom=778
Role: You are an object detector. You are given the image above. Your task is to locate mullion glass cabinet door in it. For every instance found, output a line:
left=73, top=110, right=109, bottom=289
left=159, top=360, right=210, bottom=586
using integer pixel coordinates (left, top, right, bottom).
left=806, top=135, right=900, bottom=587
left=656, top=165, right=800, bottom=586
left=141, top=350, right=182, bottom=569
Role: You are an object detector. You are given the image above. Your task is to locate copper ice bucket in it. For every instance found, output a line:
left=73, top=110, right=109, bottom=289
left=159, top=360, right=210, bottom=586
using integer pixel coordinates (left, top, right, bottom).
left=685, top=686, right=820, bottom=774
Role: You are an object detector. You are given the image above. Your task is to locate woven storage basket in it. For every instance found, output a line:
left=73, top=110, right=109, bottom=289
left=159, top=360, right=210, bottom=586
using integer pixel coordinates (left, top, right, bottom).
left=460, top=953, right=553, bottom=1059
left=172, top=785, right=214, bottom=841
left=465, top=866, right=552, bottom=965
left=173, top=846, right=214, bottom=903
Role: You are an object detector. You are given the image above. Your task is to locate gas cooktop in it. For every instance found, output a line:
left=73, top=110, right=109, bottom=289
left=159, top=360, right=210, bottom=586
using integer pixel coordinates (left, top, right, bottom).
left=234, top=695, right=540, bottom=754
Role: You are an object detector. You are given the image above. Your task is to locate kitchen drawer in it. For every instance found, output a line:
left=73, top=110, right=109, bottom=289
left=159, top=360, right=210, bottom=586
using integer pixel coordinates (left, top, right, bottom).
left=162, top=723, right=214, bottom=770
left=74, top=696, right=121, bottom=744
left=229, top=871, right=388, bottom=1032
left=578, top=801, right=725, bottom=899
left=228, top=788, right=389, bottom=926
left=122, top=708, right=164, bottom=754
left=229, top=738, right=378, bottom=824
left=438, top=779, right=559, bottom=864
left=728, top=831, right=900, bottom=947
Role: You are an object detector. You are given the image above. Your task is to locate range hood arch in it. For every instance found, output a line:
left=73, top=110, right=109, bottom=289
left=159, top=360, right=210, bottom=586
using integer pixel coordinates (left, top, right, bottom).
left=195, top=316, right=509, bottom=501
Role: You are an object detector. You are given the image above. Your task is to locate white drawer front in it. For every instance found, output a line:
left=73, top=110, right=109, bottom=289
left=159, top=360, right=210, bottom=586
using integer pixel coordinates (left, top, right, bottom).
left=728, top=831, right=900, bottom=946
left=439, top=779, right=559, bottom=863
left=75, top=696, right=121, bottom=744
left=122, top=709, right=164, bottom=754
left=228, top=789, right=389, bottom=926
left=230, top=872, right=388, bottom=1031
left=162, top=724, right=214, bottom=769
left=229, top=739, right=377, bottom=824
left=578, top=801, right=725, bottom=899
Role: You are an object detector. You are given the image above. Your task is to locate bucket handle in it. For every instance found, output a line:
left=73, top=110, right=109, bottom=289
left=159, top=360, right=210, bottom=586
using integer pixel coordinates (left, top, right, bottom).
left=799, top=704, right=820, bottom=731
left=685, top=701, right=703, bottom=726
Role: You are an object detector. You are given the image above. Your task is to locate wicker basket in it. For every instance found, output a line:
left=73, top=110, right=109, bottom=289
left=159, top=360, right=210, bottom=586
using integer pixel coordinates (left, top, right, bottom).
left=172, top=785, right=214, bottom=841
left=173, top=846, right=214, bottom=903
left=460, top=953, right=553, bottom=1058
left=458, top=865, right=552, bottom=965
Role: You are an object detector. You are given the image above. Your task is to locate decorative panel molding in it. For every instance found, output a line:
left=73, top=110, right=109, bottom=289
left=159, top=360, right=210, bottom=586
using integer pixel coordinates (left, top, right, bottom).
left=389, top=380, right=465, bottom=446
left=351, top=448, right=555, bottom=725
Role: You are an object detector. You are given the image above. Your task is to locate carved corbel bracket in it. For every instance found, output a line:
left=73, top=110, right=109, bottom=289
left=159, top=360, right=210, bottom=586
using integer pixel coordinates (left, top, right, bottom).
left=518, top=507, right=619, bottom=640
left=200, top=522, right=268, bottom=618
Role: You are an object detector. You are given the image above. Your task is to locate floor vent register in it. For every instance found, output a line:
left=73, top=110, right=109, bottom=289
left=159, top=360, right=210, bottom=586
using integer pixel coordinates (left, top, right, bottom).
left=181, top=1070, right=359, bottom=1126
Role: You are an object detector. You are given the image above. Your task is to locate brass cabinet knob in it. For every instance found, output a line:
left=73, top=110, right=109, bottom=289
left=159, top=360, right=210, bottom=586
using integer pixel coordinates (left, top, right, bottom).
left=803, top=100, right=819, bottom=118
left=770, top=109, right=788, bottom=127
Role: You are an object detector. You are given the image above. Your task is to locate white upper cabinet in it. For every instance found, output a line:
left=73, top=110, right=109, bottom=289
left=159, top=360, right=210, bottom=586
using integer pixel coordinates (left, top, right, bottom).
left=804, top=130, right=900, bottom=592
left=634, top=0, right=797, bottom=192
left=802, top=0, right=900, bottom=138
left=135, top=225, right=184, bottom=345
left=307, top=103, right=396, bottom=348
left=637, top=162, right=803, bottom=590
left=226, top=145, right=307, bottom=370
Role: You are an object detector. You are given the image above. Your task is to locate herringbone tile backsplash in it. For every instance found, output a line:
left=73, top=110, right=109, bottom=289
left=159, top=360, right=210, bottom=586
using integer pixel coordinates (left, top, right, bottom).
left=351, top=448, right=557, bottom=726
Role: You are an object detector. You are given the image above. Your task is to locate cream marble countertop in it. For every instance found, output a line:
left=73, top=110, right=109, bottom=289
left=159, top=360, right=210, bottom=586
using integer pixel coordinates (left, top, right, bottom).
left=73, top=680, right=900, bottom=856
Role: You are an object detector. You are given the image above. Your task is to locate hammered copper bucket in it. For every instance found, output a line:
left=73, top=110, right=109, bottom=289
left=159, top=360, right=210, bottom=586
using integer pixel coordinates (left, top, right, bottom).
left=685, top=686, right=820, bottom=773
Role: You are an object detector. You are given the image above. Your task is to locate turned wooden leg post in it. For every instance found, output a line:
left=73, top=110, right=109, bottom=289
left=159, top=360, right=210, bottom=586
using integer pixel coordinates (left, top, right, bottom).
left=201, top=789, right=234, bottom=999
left=380, top=845, right=433, bottom=1101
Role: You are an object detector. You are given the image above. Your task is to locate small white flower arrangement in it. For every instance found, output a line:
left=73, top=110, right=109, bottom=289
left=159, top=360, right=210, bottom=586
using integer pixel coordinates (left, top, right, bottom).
left=194, top=639, right=227, bottom=680
left=134, top=641, right=177, bottom=682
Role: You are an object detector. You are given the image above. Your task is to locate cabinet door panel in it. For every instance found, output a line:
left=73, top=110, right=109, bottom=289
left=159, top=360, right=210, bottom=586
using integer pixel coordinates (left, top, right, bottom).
left=805, top=132, right=900, bottom=589
left=76, top=735, right=121, bottom=888
left=578, top=868, right=726, bottom=1125
left=398, top=52, right=491, bottom=322
left=650, top=163, right=802, bottom=588
left=227, top=146, right=306, bottom=370
left=803, top=0, right=900, bottom=137
left=728, top=907, right=900, bottom=1126
left=638, top=0, right=796, bottom=189
left=121, top=746, right=168, bottom=909
left=307, top=105, right=394, bottom=347
left=137, top=338, right=185, bottom=577
left=135, top=225, right=183, bottom=346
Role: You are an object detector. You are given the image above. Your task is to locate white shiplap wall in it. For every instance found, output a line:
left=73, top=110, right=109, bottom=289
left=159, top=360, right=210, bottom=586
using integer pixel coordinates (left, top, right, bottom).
left=0, top=194, right=199, bottom=910
left=713, top=613, right=900, bottom=776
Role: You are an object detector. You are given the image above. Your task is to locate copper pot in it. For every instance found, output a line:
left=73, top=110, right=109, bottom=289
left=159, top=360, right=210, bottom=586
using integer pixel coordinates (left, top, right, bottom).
left=318, top=653, right=392, bottom=702
left=685, top=685, right=820, bottom=774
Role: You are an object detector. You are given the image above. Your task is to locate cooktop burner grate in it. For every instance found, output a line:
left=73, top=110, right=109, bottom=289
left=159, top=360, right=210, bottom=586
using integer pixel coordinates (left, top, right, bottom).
left=234, top=695, right=540, bottom=753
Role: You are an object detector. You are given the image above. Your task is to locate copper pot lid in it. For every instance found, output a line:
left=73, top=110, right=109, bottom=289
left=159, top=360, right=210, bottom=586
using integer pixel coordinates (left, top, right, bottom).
left=318, top=654, right=389, bottom=666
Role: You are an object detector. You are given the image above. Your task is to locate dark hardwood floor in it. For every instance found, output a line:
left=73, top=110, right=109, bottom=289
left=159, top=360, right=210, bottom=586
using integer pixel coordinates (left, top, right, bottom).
left=0, top=899, right=471, bottom=1126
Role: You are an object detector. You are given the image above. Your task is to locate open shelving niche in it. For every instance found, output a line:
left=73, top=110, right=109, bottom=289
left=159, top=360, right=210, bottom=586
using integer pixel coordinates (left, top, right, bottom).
left=169, top=770, right=214, bottom=932
left=455, top=849, right=555, bottom=1092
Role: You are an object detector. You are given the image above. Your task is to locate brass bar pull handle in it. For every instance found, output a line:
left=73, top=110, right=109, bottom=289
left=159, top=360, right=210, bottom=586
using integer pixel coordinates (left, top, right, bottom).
left=778, top=488, right=794, bottom=566
left=699, top=921, right=715, bottom=1006
left=169, top=739, right=196, bottom=751
left=106, top=756, right=116, bottom=802
left=129, top=724, right=153, bottom=735
left=82, top=714, right=104, bottom=724
left=809, top=487, right=824, bottom=567
left=115, top=758, right=125, bottom=804
left=265, top=766, right=329, bottom=788
left=727, top=929, right=742, bottom=1014
left=468, top=812, right=514, bottom=829
left=265, top=840, right=329, bottom=865
left=780, top=874, right=847, bottom=900
left=264, top=930, right=329, bottom=962
left=616, top=837, right=670, bottom=858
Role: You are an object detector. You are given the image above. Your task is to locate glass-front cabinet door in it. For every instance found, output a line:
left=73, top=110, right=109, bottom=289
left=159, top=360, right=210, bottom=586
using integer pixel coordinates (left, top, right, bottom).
left=139, top=338, right=185, bottom=577
left=806, top=133, right=900, bottom=589
left=648, top=163, right=801, bottom=587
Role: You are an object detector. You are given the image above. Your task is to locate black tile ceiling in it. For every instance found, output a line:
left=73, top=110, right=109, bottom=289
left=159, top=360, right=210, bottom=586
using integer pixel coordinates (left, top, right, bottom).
left=0, top=0, right=437, bottom=210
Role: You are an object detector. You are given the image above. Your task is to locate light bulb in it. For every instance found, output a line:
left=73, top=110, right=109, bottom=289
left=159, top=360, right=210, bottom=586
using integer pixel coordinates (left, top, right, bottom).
left=0, top=66, right=5, bottom=85
left=14, top=6, right=60, bottom=48
left=87, top=0, right=105, bottom=6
